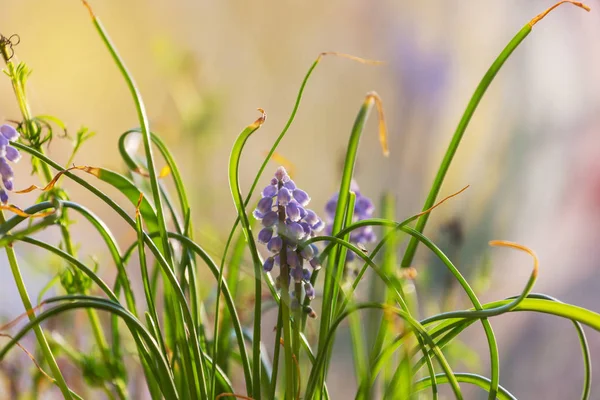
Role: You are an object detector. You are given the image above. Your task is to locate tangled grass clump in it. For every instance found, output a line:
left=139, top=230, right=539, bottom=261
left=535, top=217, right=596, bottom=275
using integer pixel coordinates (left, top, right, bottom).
left=0, top=1, right=596, bottom=399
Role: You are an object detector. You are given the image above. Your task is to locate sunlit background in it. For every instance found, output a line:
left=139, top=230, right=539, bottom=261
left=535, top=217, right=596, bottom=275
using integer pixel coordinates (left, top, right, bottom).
left=1, top=0, right=600, bottom=398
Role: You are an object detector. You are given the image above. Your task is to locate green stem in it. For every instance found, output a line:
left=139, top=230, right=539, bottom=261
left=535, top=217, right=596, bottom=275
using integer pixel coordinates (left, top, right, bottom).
left=1, top=40, right=129, bottom=400
left=0, top=211, right=73, bottom=399
left=401, top=25, right=532, bottom=268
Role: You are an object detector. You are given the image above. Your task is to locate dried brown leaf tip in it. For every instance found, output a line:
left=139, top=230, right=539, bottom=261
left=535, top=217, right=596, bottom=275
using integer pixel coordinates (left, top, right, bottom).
left=0, top=204, right=55, bottom=219
left=81, top=0, right=96, bottom=18
left=251, top=108, right=267, bottom=129
left=488, top=240, right=539, bottom=279
left=529, top=1, right=590, bottom=27
left=317, top=51, right=384, bottom=65
left=15, top=165, right=99, bottom=194
left=365, top=92, right=389, bottom=157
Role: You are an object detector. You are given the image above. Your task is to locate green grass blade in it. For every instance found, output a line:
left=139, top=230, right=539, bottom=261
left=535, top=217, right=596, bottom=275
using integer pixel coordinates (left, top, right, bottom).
left=227, top=110, right=267, bottom=399
left=402, top=2, right=590, bottom=269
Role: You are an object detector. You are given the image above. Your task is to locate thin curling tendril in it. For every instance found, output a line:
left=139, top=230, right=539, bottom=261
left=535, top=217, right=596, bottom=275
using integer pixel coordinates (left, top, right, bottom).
left=529, top=1, right=590, bottom=27
left=489, top=240, right=539, bottom=279
left=0, top=333, right=54, bottom=383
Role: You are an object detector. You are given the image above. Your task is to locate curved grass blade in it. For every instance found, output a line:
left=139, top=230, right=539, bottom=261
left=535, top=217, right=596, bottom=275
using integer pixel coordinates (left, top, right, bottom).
left=227, top=109, right=267, bottom=399
left=401, top=0, right=590, bottom=269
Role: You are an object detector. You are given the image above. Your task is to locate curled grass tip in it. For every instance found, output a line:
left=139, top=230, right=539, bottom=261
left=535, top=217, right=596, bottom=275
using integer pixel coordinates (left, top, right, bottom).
left=80, top=0, right=95, bottom=18
left=488, top=240, right=539, bottom=279
left=267, top=151, right=296, bottom=178
left=317, top=52, right=384, bottom=65
left=365, top=91, right=389, bottom=156
left=0, top=333, right=54, bottom=383
left=529, top=1, right=590, bottom=27
left=252, top=108, right=267, bottom=128
left=414, top=184, right=470, bottom=218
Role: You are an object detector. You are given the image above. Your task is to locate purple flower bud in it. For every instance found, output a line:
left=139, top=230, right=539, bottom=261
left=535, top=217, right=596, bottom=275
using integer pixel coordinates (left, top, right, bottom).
left=299, top=206, right=307, bottom=219
left=304, top=282, right=315, bottom=300
left=287, top=222, right=305, bottom=241
left=300, top=244, right=315, bottom=260
left=300, top=222, right=312, bottom=236
left=257, top=228, right=273, bottom=244
left=311, top=219, right=325, bottom=233
left=286, top=202, right=301, bottom=222
left=3, top=179, right=13, bottom=191
left=5, top=146, right=20, bottom=163
left=263, top=257, right=275, bottom=272
left=304, top=209, right=319, bottom=225
left=270, top=178, right=278, bottom=185
left=277, top=187, right=292, bottom=206
left=293, top=189, right=310, bottom=206
left=284, top=179, right=296, bottom=190
left=0, top=158, right=14, bottom=180
left=256, top=196, right=273, bottom=214
left=302, top=268, right=311, bottom=281
left=267, top=236, right=283, bottom=253
left=292, top=266, right=303, bottom=283
left=287, top=250, right=299, bottom=267
left=261, top=211, right=278, bottom=227
left=275, top=166, right=289, bottom=182
left=309, top=257, right=321, bottom=270
left=253, top=209, right=265, bottom=219
left=0, top=125, right=18, bottom=141
left=0, top=135, right=7, bottom=148
left=262, top=185, right=278, bottom=198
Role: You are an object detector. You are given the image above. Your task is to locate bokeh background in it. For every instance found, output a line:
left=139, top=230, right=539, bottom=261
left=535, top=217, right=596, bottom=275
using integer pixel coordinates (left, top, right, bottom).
left=1, top=0, right=600, bottom=398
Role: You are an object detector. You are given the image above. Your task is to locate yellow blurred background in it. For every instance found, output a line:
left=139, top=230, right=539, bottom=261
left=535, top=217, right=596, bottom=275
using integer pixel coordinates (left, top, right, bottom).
left=1, top=0, right=600, bottom=398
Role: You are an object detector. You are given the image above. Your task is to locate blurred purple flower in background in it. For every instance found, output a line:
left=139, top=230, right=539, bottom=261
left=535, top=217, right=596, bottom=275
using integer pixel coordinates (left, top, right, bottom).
left=0, top=124, right=21, bottom=203
left=325, top=180, right=376, bottom=268
left=254, top=166, right=324, bottom=307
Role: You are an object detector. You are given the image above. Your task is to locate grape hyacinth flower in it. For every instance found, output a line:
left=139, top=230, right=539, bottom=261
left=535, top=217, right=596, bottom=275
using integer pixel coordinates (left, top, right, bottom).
left=254, top=167, right=324, bottom=315
left=325, top=180, right=376, bottom=277
left=0, top=124, right=21, bottom=204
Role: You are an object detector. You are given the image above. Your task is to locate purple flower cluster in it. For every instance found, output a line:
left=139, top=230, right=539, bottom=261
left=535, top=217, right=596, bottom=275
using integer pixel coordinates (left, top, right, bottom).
left=0, top=124, right=21, bottom=204
left=325, top=180, right=376, bottom=263
left=254, top=167, right=324, bottom=303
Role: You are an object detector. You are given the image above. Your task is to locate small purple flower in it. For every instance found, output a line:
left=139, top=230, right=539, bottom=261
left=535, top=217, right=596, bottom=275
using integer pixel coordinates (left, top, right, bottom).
left=256, top=197, right=273, bottom=214
left=277, top=187, right=292, bottom=206
left=261, top=211, right=278, bottom=227
left=0, top=125, right=20, bottom=204
left=267, top=236, right=283, bottom=253
left=293, top=189, right=310, bottom=206
left=304, top=282, right=315, bottom=300
left=263, top=257, right=275, bottom=272
left=254, top=166, right=325, bottom=305
left=286, top=202, right=301, bottom=222
left=262, top=185, right=277, bottom=198
left=257, top=228, right=273, bottom=244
